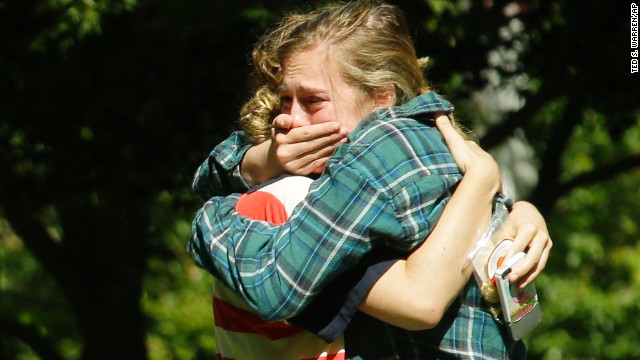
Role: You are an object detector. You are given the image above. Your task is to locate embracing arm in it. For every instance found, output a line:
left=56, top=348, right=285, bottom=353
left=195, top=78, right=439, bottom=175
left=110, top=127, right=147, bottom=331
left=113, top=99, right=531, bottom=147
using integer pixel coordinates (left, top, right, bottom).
left=193, top=119, right=347, bottom=198
left=360, top=171, right=497, bottom=329
left=188, top=171, right=395, bottom=321
left=187, top=117, right=460, bottom=321
left=359, top=115, right=501, bottom=329
left=241, top=115, right=349, bottom=186
left=359, top=116, right=553, bottom=330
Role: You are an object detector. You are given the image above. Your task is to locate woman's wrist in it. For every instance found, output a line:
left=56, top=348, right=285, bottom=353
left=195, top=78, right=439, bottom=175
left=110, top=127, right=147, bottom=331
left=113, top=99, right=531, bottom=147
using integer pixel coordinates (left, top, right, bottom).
left=240, top=143, right=266, bottom=187
left=241, top=141, right=277, bottom=187
left=461, top=164, right=502, bottom=196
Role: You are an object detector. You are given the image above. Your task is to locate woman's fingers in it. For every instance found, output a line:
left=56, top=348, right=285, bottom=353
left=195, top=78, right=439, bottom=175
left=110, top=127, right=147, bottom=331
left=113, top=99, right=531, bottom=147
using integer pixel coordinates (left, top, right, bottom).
left=281, top=143, right=340, bottom=175
left=504, top=202, right=553, bottom=288
left=270, top=117, right=348, bottom=175
left=272, top=114, right=296, bottom=131
left=274, top=125, right=346, bottom=162
left=435, top=113, right=479, bottom=173
left=435, top=114, right=465, bottom=155
left=508, top=226, right=546, bottom=286
left=273, top=117, right=345, bottom=143
left=510, top=237, right=552, bottom=288
left=436, top=113, right=502, bottom=192
left=276, top=124, right=346, bottom=149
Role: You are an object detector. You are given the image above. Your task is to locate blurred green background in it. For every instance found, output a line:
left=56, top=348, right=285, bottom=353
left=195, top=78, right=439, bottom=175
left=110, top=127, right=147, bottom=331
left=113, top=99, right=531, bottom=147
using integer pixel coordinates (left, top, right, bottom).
left=1, top=0, right=638, bottom=359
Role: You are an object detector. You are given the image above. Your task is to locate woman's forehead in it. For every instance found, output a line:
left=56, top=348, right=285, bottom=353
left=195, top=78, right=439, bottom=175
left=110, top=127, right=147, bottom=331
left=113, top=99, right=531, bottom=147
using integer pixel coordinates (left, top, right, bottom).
left=282, top=49, right=341, bottom=92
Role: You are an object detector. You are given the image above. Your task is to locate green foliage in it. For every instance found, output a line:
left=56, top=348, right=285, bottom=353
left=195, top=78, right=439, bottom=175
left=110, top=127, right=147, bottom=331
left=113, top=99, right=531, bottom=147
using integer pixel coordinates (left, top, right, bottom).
left=533, top=170, right=640, bottom=360
left=241, top=4, right=279, bottom=29
left=28, top=0, right=138, bottom=53
left=143, top=191, right=216, bottom=360
left=527, top=115, right=640, bottom=359
left=0, top=220, right=81, bottom=359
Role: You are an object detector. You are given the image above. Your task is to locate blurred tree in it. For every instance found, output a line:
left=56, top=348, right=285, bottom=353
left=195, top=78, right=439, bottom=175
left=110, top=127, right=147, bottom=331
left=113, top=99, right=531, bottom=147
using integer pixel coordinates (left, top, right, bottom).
left=0, top=0, right=638, bottom=359
left=0, top=0, right=266, bottom=358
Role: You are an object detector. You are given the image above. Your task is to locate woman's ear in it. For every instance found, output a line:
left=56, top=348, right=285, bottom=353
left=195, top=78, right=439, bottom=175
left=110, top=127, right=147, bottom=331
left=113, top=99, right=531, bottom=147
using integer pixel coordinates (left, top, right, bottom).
left=373, top=84, right=396, bottom=109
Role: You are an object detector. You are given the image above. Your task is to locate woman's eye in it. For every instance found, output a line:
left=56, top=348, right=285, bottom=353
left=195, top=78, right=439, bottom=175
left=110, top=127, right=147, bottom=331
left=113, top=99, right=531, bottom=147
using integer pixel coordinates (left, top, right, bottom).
left=306, top=97, right=324, bottom=105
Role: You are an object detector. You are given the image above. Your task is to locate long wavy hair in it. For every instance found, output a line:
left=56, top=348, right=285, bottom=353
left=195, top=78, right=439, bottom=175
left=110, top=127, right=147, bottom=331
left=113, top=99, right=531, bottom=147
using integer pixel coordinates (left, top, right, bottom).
left=238, top=1, right=465, bottom=144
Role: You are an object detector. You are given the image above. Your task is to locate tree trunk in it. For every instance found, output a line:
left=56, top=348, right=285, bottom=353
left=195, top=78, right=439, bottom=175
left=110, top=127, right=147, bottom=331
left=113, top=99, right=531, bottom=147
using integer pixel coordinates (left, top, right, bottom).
left=72, top=271, right=148, bottom=360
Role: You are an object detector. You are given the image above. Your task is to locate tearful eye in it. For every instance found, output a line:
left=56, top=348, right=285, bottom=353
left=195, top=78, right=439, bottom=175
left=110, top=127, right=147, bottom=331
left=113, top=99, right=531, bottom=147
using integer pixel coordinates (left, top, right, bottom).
left=305, top=97, right=326, bottom=107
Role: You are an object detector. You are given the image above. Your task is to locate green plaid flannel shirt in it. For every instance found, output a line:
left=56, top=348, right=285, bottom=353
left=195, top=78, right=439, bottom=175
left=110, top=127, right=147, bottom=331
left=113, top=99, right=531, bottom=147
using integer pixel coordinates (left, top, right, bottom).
left=188, top=92, right=524, bottom=358
left=345, top=279, right=525, bottom=360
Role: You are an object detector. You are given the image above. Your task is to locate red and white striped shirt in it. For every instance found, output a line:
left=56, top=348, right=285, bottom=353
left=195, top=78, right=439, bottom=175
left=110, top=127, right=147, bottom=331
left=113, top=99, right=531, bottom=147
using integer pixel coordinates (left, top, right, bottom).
left=212, top=176, right=345, bottom=360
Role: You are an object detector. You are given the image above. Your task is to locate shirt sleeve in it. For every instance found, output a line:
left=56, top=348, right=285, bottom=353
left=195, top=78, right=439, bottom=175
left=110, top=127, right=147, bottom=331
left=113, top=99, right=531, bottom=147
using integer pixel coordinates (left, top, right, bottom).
left=192, top=131, right=253, bottom=200
left=288, top=246, right=405, bottom=342
left=187, top=118, right=462, bottom=321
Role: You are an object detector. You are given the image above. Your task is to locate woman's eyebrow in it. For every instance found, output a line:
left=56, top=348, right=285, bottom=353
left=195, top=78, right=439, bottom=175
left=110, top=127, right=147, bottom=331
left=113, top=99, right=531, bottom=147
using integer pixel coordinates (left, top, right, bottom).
left=300, top=84, right=327, bottom=93
left=278, top=83, right=328, bottom=95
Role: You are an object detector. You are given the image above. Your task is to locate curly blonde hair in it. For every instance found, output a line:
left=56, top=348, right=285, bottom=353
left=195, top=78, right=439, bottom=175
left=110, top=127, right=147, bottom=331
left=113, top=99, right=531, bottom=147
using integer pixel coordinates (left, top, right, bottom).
left=239, top=1, right=447, bottom=144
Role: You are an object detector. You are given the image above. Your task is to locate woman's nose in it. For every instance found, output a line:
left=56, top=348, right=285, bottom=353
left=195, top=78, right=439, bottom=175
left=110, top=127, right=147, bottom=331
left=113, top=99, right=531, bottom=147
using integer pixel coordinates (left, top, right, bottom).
left=290, top=103, right=311, bottom=127
left=291, top=114, right=312, bottom=128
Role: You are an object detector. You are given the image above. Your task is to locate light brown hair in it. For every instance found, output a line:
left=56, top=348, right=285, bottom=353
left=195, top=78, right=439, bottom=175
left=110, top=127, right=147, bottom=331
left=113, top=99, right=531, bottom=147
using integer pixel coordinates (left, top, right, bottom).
left=239, top=1, right=459, bottom=144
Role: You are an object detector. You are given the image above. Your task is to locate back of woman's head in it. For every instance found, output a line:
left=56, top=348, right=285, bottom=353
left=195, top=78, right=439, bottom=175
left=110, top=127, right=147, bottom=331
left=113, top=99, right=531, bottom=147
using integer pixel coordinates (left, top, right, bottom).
left=241, top=0, right=431, bottom=143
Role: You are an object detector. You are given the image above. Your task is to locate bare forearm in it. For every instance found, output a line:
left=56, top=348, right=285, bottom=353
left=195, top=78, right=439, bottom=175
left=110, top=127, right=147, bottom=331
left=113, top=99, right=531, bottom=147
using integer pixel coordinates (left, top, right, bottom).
left=404, top=170, right=496, bottom=309
left=361, top=171, right=497, bottom=329
left=240, top=140, right=280, bottom=187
